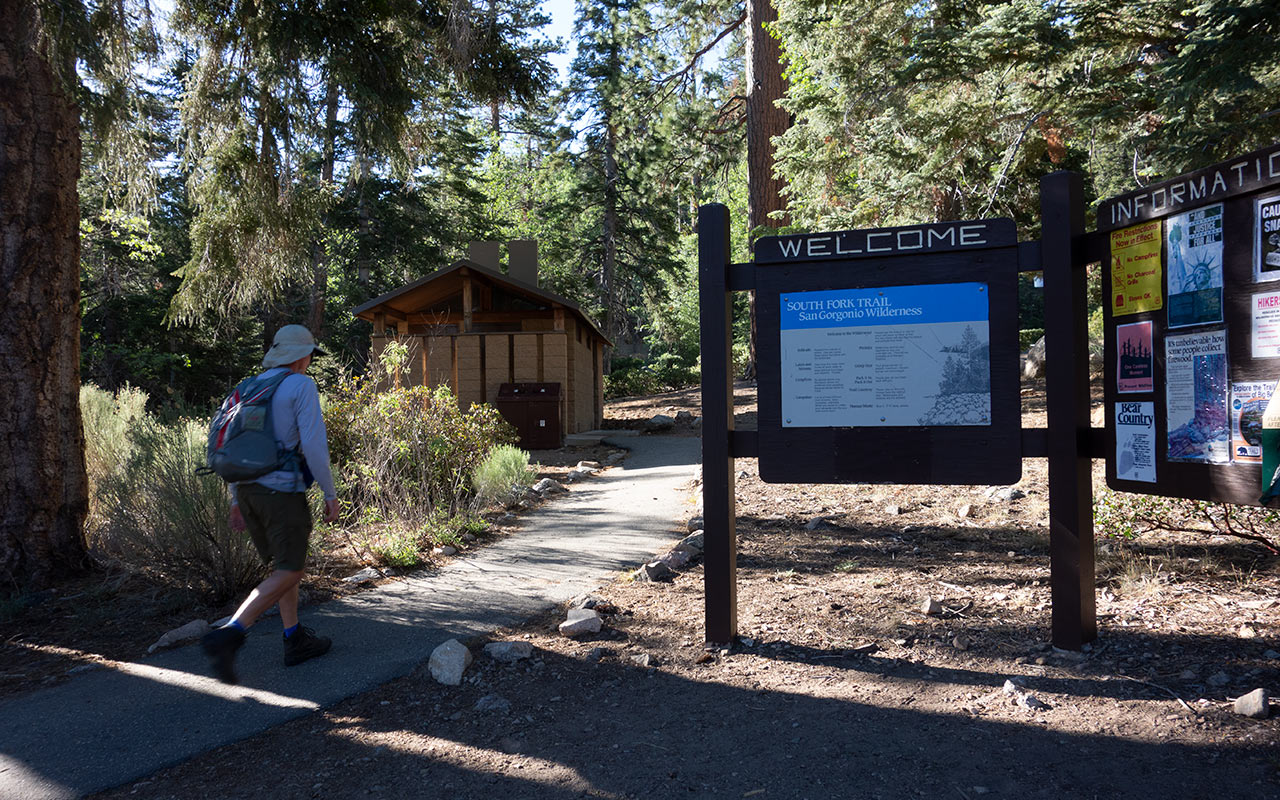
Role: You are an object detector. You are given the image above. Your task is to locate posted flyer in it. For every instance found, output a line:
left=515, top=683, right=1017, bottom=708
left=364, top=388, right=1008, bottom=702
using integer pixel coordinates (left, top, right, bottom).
left=1116, top=321, right=1154, bottom=393
left=1255, top=193, right=1280, bottom=282
left=1252, top=290, right=1280, bottom=358
left=1109, top=220, right=1163, bottom=316
left=1166, top=203, right=1225, bottom=328
left=1230, top=381, right=1275, bottom=463
left=779, top=283, right=991, bottom=427
left=1115, top=401, right=1156, bottom=483
left=1165, top=329, right=1229, bottom=463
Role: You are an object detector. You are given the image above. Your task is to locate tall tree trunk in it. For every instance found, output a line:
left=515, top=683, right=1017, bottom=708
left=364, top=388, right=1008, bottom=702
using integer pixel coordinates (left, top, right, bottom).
left=0, top=2, right=90, bottom=589
left=744, top=0, right=790, bottom=378
left=308, top=79, right=340, bottom=336
left=601, top=119, right=618, bottom=373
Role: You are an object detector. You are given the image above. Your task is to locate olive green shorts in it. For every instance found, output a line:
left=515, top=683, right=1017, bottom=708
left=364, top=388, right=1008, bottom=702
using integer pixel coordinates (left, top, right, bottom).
left=238, top=483, right=312, bottom=572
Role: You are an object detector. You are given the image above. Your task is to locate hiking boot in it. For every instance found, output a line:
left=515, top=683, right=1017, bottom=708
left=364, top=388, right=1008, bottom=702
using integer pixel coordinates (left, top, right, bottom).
left=283, top=625, right=331, bottom=666
left=202, top=625, right=246, bottom=684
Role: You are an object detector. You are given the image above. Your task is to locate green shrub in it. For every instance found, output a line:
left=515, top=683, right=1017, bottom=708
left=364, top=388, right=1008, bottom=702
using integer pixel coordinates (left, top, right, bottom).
left=81, top=384, right=149, bottom=535
left=472, top=444, right=535, bottom=508
left=1094, top=487, right=1279, bottom=555
left=1019, top=328, right=1045, bottom=351
left=95, top=417, right=263, bottom=604
left=605, top=354, right=701, bottom=399
left=326, top=379, right=517, bottom=528
left=370, top=528, right=422, bottom=569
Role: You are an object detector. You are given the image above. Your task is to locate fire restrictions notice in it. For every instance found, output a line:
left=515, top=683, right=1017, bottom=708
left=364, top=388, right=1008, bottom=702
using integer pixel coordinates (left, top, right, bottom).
left=779, top=283, right=991, bottom=428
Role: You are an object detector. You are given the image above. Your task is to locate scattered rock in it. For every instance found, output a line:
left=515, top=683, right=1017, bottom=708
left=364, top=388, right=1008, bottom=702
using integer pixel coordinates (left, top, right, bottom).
left=952, top=635, right=971, bottom=651
left=498, top=512, right=518, bottom=525
left=659, top=549, right=692, bottom=569
left=675, top=410, right=694, bottom=424
left=643, top=414, right=675, bottom=432
left=920, top=596, right=943, bottom=616
left=342, top=567, right=382, bottom=584
left=884, top=504, right=901, bottom=516
left=572, top=594, right=607, bottom=609
left=532, top=478, right=567, bottom=494
left=1179, top=669, right=1198, bottom=681
left=687, top=517, right=704, bottom=533
left=1239, top=624, right=1258, bottom=639
left=630, top=653, right=653, bottom=668
left=461, top=533, right=477, bottom=543
left=690, top=417, right=702, bottom=429
left=432, top=545, right=458, bottom=557
left=1002, top=678, right=1026, bottom=695
left=635, top=560, right=677, bottom=583
left=148, top=619, right=212, bottom=653
left=586, top=646, right=610, bottom=662
left=575, top=460, right=601, bottom=470
left=1233, top=688, right=1270, bottom=719
left=559, top=608, right=603, bottom=637
left=694, top=651, right=715, bottom=664
left=986, top=486, right=1026, bottom=502
left=565, top=467, right=595, bottom=481
left=804, top=516, right=833, bottom=531
left=677, top=531, right=705, bottom=553
left=428, top=639, right=473, bottom=686
left=1207, top=671, right=1231, bottom=687
left=1018, top=693, right=1051, bottom=711
left=473, top=693, right=511, bottom=713
left=484, top=641, right=534, bottom=663
left=956, top=504, right=974, bottom=519
left=1264, top=649, right=1280, bottom=660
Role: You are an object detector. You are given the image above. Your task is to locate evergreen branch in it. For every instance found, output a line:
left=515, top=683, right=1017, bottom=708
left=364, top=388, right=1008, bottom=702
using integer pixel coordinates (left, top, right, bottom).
left=981, top=110, right=1046, bottom=218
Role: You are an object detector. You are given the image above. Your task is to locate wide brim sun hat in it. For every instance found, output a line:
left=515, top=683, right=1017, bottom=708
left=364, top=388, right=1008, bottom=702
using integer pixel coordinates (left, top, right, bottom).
left=262, top=324, right=327, bottom=368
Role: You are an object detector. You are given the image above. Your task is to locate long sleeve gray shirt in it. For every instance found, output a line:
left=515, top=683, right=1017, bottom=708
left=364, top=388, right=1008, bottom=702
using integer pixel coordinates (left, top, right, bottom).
left=231, top=368, right=337, bottom=501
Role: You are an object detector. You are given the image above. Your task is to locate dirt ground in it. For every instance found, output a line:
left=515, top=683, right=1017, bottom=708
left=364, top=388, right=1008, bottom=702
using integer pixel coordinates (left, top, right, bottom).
left=8, top=382, right=1280, bottom=798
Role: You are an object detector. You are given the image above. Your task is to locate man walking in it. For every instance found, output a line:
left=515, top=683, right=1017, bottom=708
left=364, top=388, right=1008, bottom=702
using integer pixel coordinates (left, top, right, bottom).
left=202, top=325, right=341, bottom=684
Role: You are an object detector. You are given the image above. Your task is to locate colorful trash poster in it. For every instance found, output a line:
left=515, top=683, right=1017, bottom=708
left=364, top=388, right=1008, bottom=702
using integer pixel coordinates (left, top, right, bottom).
left=1255, top=194, right=1280, bottom=283
left=1165, top=329, right=1229, bottom=463
left=1166, top=203, right=1224, bottom=328
left=1109, top=220, right=1163, bottom=316
left=1116, top=321, right=1154, bottom=393
left=1230, top=381, right=1275, bottom=463
left=1115, top=401, right=1156, bottom=483
left=1252, top=290, right=1280, bottom=358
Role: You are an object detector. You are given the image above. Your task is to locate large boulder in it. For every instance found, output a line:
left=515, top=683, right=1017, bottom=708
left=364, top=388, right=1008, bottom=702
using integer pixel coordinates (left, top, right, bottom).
left=1023, top=335, right=1047, bottom=379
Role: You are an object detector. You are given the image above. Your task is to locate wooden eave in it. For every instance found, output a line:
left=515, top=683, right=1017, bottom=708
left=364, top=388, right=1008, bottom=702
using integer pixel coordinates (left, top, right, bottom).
left=352, top=259, right=611, bottom=345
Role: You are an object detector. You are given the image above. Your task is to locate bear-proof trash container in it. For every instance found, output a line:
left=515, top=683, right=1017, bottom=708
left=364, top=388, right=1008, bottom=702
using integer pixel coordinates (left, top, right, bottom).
left=495, top=382, right=562, bottom=450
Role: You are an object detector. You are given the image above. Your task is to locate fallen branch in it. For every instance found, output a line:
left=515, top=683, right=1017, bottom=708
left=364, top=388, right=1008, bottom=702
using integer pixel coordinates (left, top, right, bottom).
left=1116, top=674, right=1199, bottom=716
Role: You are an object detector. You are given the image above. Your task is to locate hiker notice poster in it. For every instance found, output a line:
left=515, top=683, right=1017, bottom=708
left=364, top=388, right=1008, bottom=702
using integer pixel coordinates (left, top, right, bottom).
left=1115, top=401, right=1157, bottom=483
left=1109, top=220, right=1163, bottom=316
left=1252, top=290, right=1280, bottom=359
left=1116, top=321, right=1154, bottom=393
left=1256, top=194, right=1280, bottom=283
left=1231, top=381, right=1275, bottom=463
left=1165, top=329, right=1229, bottom=463
left=779, top=283, right=991, bottom=428
left=1166, top=204, right=1224, bottom=328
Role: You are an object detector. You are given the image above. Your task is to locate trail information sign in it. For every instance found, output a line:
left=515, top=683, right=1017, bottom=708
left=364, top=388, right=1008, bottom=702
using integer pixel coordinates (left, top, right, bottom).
left=753, top=219, right=1021, bottom=485
left=1099, top=142, right=1280, bottom=504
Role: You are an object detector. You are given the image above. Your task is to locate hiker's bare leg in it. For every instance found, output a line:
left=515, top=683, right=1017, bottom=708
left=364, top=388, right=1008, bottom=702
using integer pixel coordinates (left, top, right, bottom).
left=278, top=582, right=300, bottom=629
left=229, top=570, right=303, bottom=628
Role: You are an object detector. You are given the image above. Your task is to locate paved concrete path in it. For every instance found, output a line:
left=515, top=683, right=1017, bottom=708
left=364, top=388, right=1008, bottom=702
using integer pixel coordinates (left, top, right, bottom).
left=0, top=436, right=700, bottom=800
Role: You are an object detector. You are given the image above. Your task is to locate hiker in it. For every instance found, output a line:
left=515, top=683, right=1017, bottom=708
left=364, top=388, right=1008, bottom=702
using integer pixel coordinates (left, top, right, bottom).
left=201, top=324, right=341, bottom=684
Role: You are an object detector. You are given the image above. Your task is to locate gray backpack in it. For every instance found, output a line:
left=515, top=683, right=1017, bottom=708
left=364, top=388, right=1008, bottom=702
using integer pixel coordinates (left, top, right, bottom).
left=199, top=371, right=299, bottom=482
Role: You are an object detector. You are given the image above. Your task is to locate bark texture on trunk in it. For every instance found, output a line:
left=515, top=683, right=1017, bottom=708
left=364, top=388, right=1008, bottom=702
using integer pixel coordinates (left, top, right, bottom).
left=745, top=0, right=790, bottom=234
left=745, top=0, right=791, bottom=378
left=0, top=1, right=90, bottom=589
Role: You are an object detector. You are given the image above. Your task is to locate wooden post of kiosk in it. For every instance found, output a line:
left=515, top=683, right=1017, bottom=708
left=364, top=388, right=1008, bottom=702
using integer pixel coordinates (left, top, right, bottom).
left=1040, top=171, right=1097, bottom=649
left=698, top=203, right=737, bottom=645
